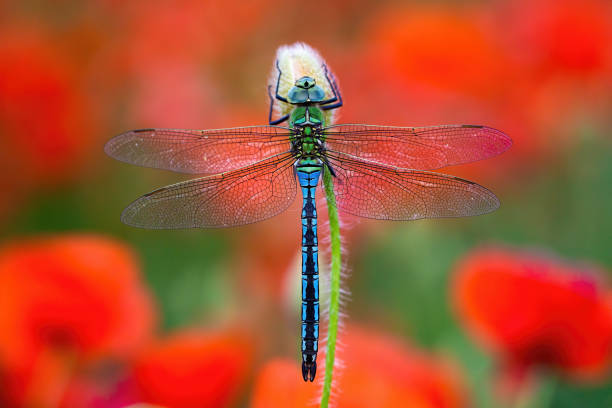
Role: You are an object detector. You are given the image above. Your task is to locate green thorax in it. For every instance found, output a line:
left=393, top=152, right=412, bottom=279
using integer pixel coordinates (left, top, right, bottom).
left=290, top=106, right=326, bottom=171
left=290, top=105, right=325, bottom=128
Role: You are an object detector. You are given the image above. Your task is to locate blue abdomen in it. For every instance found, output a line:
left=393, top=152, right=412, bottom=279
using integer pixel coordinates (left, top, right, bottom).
left=296, top=164, right=321, bottom=382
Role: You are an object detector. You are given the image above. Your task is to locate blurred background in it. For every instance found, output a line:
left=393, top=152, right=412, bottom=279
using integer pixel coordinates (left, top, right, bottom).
left=1, top=0, right=611, bottom=407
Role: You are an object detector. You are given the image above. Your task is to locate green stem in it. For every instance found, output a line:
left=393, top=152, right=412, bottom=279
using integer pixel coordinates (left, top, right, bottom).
left=320, top=167, right=342, bottom=408
left=513, top=374, right=557, bottom=408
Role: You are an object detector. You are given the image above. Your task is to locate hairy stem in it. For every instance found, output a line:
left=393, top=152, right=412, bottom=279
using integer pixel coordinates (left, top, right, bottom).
left=320, top=167, right=341, bottom=408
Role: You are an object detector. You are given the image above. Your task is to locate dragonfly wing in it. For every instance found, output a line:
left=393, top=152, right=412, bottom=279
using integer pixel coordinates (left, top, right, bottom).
left=327, top=152, right=499, bottom=220
left=121, top=153, right=297, bottom=228
left=105, top=126, right=293, bottom=174
left=323, top=124, right=511, bottom=170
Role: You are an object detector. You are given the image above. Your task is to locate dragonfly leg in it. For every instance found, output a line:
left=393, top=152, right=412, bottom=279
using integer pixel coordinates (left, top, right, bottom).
left=320, top=64, right=343, bottom=111
left=323, top=159, right=337, bottom=177
left=268, top=62, right=291, bottom=125
left=274, top=59, right=289, bottom=103
left=318, top=145, right=337, bottom=177
left=269, top=115, right=290, bottom=126
left=267, top=84, right=290, bottom=124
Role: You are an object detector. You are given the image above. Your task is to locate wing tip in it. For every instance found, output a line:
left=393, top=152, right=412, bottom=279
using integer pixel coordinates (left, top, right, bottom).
left=120, top=199, right=145, bottom=228
left=104, top=129, right=143, bottom=160
left=465, top=124, right=513, bottom=156
left=485, top=192, right=501, bottom=213
left=103, top=135, right=118, bottom=158
left=450, top=175, right=501, bottom=216
left=119, top=202, right=173, bottom=230
left=119, top=194, right=169, bottom=229
left=119, top=187, right=178, bottom=229
left=478, top=184, right=501, bottom=215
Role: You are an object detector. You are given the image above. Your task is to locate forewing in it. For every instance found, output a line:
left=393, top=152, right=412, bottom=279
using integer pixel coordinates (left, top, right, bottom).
left=105, top=126, right=293, bottom=174
left=327, top=152, right=499, bottom=220
left=121, top=154, right=297, bottom=228
left=323, top=124, right=511, bottom=170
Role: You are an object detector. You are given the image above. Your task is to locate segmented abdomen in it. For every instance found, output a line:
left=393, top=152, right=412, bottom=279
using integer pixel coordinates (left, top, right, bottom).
left=297, top=165, right=321, bottom=382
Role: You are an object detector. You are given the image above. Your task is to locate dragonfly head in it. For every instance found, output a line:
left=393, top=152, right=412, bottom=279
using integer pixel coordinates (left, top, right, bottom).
left=288, top=76, right=327, bottom=104
left=296, top=76, right=316, bottom=89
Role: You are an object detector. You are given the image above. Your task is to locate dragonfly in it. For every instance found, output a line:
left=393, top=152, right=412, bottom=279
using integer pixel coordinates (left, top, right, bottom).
left=105, top=59, right=511, bottom=383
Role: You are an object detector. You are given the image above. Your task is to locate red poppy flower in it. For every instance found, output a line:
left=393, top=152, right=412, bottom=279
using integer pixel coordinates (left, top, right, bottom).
left=504, top=0, right=612, bottom=76
left=0, top=235, right=155, bottom=407
left=128, top=329, right=255, bottom=408
left=452, top=248, right=612, bottom=384
left=113, top=0, right=277, bottom=68
left=362, top=6, right=513, bottom=102
left=0, top=27, right=97, bottom=189
left=347, top=1, right=612, bottom=184
left=498, top=0, right=612, bottom=139
left=251, top=326, right=467, bottom=408
left=0, top=24, right=102, bottom=224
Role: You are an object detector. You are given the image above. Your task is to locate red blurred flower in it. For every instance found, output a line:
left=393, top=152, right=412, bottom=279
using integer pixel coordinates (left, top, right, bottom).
left=348, top=1, right=612, bottom=184
left=108, top=0, right=278, bottom=129
left=0, top=235, right=155, bottom=407
left=505, top=0, right=612, bottom=76
left=363, top=6, right=514, bottom=102
left=500, top=0, right=612, bottom=138
left=128, top=329, right=255, bottom=408
left=113, top=0, right=276, bottom=68
left=249, top=359, right=314, bottom=408
left=251, top=326, right=467, bottom=408
left=453, top=248, right=612, bottom=385
left=0, top=27, right=98, bottom=196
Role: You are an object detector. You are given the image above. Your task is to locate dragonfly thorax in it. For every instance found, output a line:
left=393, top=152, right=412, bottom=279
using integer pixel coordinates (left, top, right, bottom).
left=290, top=106, right=326, bottom=160
left=292, top=123, right=324, bottom=157
left=290, top=106, right=324, bottom=128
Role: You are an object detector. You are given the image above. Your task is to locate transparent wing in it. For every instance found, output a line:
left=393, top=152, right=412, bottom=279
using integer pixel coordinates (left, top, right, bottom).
left=105, top=126, right=293, bottom=174
left=323, top=124, right=511, bottom=170
left=327, top=152, right=499, bottom=220
left=121, top=153, right=297, bottom=229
